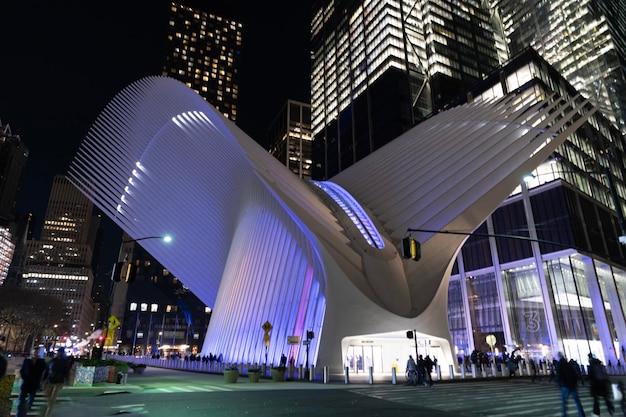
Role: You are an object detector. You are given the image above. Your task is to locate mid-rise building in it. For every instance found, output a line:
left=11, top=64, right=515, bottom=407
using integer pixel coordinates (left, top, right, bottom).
left=163, top=1, right=243, bottom=122
left=117, top=240, right=212, bottom=357
left=268, top=100, right=313, bottom=180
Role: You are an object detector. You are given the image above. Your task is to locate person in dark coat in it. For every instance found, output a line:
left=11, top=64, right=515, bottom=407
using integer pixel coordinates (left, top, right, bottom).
left=17, top=348, right=47, bottom=417
left=587, top=354, right=614, bottom=416
left=556, top=352, right=586, bottom=417
left=42, top=349, right=70, bottom=417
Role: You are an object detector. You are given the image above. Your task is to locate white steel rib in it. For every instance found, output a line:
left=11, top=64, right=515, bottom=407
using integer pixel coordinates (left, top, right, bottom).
left=67, top=76, right=596, bottom=374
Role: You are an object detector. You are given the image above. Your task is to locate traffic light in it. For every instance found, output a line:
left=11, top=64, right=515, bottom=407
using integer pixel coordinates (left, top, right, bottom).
left=306, top=331, right=314, bottom=340
left=112, top=261, right=137, bottom=283
left=112, top=262, right=125, bottom=282
left=406, top=330, right=413, bottom=339
left=401, top=237, right=421, bottom=261
left=124, top=262, right=137, bottom=283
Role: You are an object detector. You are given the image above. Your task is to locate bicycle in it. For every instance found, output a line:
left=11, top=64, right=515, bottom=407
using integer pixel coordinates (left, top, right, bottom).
left=405, top=369, right=419, bottom=385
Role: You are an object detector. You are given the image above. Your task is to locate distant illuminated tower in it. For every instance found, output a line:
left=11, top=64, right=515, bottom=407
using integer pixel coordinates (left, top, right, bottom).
left=162, top=1, right=243, bottom=122
left=268, top=100, right=313, bottom=180
left=21, top=175, right=98, bottom=339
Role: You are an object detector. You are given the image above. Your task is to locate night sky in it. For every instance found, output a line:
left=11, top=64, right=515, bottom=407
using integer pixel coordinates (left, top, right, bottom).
left=0, top=1, right=311, bottom=269
left=0, top=1, right=311, bottom=285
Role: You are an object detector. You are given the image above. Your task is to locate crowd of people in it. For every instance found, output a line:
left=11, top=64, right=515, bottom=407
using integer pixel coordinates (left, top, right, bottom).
left=411, top=349, right=625, bottom=416
left=2, top=344, right=626, bottom=417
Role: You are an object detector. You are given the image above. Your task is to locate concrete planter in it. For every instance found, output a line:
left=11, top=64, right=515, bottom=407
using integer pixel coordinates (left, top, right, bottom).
left=223, top=370, right=239, bottom=383
left=270, top=368, right=286, bottom=382
left=248, top=371, right=261, bottom=383
left=0, top=375, right=15, bottom=417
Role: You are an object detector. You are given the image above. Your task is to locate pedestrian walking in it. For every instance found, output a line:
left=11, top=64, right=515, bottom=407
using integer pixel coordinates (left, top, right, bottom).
left=406, top=355, right=417, bottom=386
left=549, top=357, right=559, bottom=384
left=587, top=354, right=614, bottom=417
left=424, top=355, right=434, bottom=387
left=16, top=348, right=47, bottom=417
left=530, top=358, right=542, bottom=383
left=557, top=352, right=586, bottom=417
left=42, top=349, right=70, bottom=417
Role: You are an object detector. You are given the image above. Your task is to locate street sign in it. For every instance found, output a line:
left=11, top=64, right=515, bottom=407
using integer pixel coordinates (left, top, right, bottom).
left=263, top=333, right=270, bottom=347
left=287, top=336, right=300, bottom=345
left=486, top=334, right=496, bottom=347
left=108, top=315, right=120, bottom=329
left=262, top=321, right=273, bottom=332
left=302, top=340, right=310, bottom=345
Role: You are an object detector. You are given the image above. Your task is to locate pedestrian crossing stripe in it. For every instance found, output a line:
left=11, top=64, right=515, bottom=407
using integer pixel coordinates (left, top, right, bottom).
left=185, top=385, right=231, bottom=392
left=348, top=381, right=618, bottom=417
left=154, top=385, right=231, bottom=393
left=10, top=394, right=69, bottom=415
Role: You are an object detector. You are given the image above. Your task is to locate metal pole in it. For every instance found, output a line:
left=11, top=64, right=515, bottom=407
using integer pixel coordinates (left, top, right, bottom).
left=172, top=315, right=178, bottom=347
left=146, top=313, right=153, bottom=356
left=132, top=310, right=139, bottom=355
left=159, top=314, right=166, bottom=356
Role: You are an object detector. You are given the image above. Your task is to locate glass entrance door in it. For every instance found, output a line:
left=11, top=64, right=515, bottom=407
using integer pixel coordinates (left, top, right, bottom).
left=346, top=345, right=384, bottom=373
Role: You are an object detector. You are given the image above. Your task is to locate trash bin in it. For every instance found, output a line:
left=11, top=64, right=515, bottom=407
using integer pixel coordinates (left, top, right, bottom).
left=116, top=372, right=124, bottom=384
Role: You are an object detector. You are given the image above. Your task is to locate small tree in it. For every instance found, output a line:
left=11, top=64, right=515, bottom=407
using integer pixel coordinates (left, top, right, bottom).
left=0, top=287, right=66, bottom=352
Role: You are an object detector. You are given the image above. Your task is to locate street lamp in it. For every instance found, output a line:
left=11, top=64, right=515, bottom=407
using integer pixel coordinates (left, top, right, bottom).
left=104, top=234, right=172, bottom=354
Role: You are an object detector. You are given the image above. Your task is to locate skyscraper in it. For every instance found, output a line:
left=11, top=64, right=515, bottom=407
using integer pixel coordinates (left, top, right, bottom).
left=311, top=0, right=501, bottom=178
left=446, top=49, right=626, bottom=366
left=492, top=0, right=626, bottom=134
left=268, top=100, right=313, bottom=180
left=162, top=1, right=243, bottom=122
left=309, top=1, right=626, bottom=367
left=0, top=120, right=28, bottom=222
left=21, top=175, right=98, bottom=339
left=0, top=120, right=28, bottom=286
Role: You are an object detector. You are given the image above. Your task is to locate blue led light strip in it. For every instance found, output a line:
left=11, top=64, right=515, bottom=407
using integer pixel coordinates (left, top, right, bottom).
left=311, top=180, right=385, bottom=249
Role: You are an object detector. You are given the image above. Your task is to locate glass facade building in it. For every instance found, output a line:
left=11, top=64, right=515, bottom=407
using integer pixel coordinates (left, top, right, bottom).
left=492, top=0, right=626, bottom=134
left=311, top=0, right=500, bottom=179
left=447, top=49, right=626, bottom=367
left=310, top=1, right=626, bottom=370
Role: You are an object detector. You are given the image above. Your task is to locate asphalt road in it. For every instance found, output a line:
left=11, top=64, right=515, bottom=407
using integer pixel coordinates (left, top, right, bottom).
left=9, top=365, right=626, bottom=417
